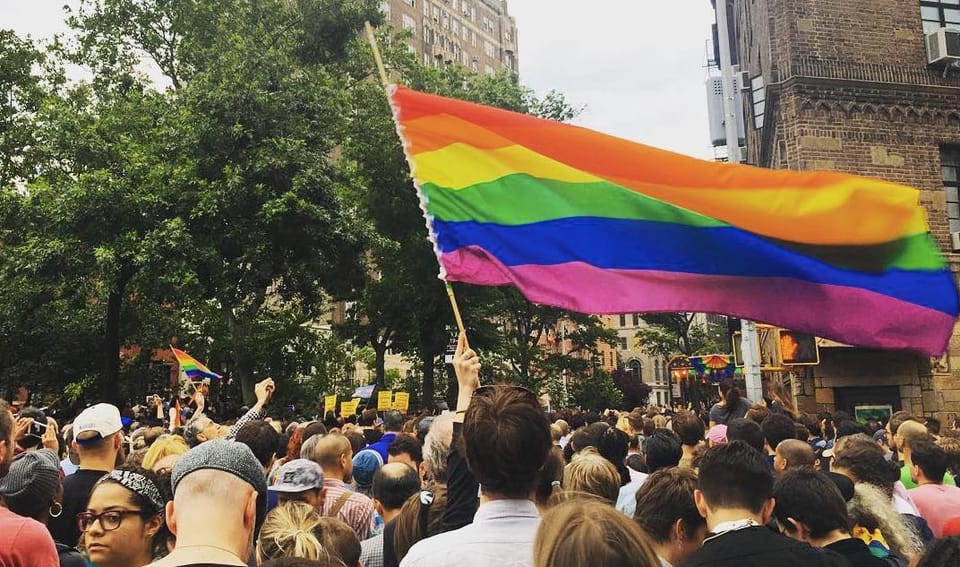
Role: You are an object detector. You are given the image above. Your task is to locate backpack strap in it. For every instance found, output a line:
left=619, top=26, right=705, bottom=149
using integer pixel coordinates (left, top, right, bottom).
left=327, top=491, right=354, bottom=518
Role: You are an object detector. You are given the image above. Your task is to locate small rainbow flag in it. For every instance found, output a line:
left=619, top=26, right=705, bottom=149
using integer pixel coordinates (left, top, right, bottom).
left=388, top=86, right=959, bottom=355
left=171, top=347, right=222, bottom=381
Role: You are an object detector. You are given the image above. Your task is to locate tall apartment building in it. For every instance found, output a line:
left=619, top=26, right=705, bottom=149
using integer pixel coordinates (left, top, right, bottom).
left=711, top=0, right=960, bottom=420
left=381, top=0, right=518, bottom=75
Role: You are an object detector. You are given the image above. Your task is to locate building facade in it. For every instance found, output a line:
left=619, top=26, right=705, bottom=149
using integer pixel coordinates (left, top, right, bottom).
left=603, top=314, right=673, bottom=407
left=713, top=0, right=960, bottom=421
left=381, top=0, right=518, bottom=75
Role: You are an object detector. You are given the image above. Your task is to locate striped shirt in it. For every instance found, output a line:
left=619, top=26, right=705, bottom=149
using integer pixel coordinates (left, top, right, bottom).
left=322, top=478, right=377, bottom=540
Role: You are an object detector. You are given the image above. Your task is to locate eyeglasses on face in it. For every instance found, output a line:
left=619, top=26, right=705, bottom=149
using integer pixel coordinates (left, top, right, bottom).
left=77, top=509, right=144, bottom=532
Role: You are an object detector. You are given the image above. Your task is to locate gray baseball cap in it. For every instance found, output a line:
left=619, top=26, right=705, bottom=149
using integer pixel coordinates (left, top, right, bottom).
left=268, top=459, right=324, bottom=493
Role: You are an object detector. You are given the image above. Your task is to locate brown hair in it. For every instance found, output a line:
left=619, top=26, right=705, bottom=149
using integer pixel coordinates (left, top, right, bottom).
left=313, top=517, right=360, bottom=567
left=672, top=412, right=705, bottom=447
left=745, top=403, right=770, bottom=426
left=634, top=467, right=705, bottom=543
left=563, top=450, right=620, bottom=505
left=284, top=427, right=307, bottom=462
left=938, top=436, right=960, bottom=477
left=536, top=446, right=565, bottom=509
left=533, top=499, right=660, bottom=567
left=393, top=487, right=448, bottom=562
left=463, top=386, right=551, bottom=499
left=831, top=434, right=900, bottom=495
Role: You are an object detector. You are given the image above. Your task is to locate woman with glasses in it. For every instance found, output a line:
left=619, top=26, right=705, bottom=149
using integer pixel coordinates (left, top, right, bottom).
left=79, top=465, right=171, bottom=567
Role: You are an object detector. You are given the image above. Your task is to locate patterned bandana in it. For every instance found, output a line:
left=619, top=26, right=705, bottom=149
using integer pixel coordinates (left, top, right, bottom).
left=99, top=470, right=166, bottom=514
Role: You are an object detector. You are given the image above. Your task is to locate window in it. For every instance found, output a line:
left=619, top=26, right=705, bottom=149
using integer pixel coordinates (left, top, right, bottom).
left=654, top=362, right=662, bottom=384
left=402, top=14, right=416, bottom=33
left=380, top=1, right=391, bottom=19
left=942, top=145, right=960, bottom=232
left=751, top=75, right=765, bottom=129
left=402, top=0, right=415, bottom=6
left=921, top=1, right=960, bottom=33
left=483, top=40, right=495, bottom=58
left=619, top=314, right=626, bottom=327
left=619, top=337, right=628, bottom=350
left=629, top=360, right=642, bottom=381
left=632, top=314, right=640, bottom=326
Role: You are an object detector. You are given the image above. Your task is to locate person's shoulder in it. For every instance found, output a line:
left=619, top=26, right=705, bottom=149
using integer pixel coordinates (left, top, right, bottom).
left=401, top=527, right=466, bottom=564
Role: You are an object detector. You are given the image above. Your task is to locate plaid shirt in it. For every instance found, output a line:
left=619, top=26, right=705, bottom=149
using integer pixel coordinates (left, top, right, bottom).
left=322, top=478, right=377, bottom=540
left=360, top=533, right=384, bottom=567
left=227, top=406, right=264, bottom=439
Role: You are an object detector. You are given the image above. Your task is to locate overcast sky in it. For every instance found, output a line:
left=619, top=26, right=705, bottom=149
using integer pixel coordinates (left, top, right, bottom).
left=2, top=0, right=718, bottom=159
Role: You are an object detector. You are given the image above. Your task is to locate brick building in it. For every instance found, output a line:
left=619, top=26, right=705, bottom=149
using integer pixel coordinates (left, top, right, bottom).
left=712, top=0, right=960, bottom=421
left=381, top=0, right=518, bottom=75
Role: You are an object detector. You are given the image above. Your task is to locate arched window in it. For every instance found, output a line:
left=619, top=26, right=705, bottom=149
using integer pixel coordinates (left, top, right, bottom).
left=629, top=360, right=642, bottom=381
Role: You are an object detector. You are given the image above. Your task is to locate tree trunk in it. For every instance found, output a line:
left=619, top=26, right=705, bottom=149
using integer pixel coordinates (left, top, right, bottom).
left=374, top=342, right=387, bottom=388
left=101, top=266, right=135, bottom=404
left=422, top=350, right=435, bottom=409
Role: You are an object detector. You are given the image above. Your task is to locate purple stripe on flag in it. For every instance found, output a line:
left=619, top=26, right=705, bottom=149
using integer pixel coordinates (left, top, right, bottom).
left=440, top=246, right=955, bottom=355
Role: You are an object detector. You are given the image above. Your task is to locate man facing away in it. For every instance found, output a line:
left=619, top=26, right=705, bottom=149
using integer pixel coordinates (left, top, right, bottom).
left=401, top=333, right=553, bottom=567
left=905, top=435, right=960, bottom=537
left=48, top=403, right=124, bottom=547
left=311, top=432, right=377, bottom=540
left=147, top=439, right=267, bottom=567
left=359, top=463, right=422, bottom=567
left=681, top=441, right=847, bottom=567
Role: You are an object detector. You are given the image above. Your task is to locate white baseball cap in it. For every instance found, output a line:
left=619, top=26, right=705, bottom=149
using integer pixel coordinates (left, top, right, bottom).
left=73, top=403, right=123, bottom=442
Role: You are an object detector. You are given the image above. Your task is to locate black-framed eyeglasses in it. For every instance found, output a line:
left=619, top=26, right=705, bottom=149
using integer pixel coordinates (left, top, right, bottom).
left=77, top=510, right=143, bottom=532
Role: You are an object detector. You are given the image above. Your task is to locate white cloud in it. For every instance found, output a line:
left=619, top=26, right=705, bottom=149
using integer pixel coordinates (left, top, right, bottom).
left=2, top=0, right=719, bottom=159
left=509, top=0, right=717, bottom=159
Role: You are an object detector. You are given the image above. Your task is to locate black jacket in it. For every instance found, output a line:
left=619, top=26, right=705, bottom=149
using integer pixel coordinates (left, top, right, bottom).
left=681, top=527, right=849, bottom=567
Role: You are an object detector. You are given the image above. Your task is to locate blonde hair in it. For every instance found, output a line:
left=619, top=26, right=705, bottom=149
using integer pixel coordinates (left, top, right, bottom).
left=847, top=482, right=923, bottom=559
left=141, top=436, right=188, bottom=470
left=652, top=415, right=668, bottom=429
left=562, top=450, right=620, bottom=505
left=534, top=499, right=660, bottom=567
left=768, top=380, right=799, bottom=418
left=257, top=502, right=338, bottom=563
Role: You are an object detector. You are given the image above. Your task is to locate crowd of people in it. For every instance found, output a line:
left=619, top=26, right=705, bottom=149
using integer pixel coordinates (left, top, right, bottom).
left=2, top=334, right=960, bottom=566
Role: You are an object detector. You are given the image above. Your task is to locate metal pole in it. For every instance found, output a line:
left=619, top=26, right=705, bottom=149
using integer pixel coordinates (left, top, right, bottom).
left=715, top=1, right=763, bottom=403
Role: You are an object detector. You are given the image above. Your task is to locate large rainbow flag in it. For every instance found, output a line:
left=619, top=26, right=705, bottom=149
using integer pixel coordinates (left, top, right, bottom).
left=387, top=86, right=960, bottom=355
left=171, top=347, right=222, bottom=381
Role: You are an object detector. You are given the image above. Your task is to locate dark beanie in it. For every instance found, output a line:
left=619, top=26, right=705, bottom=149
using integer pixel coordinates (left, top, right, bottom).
left=0, top=449, right=61, bottom=518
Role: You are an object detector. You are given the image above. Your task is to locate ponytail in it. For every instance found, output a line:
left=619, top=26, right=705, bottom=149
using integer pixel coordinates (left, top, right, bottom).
left=719, top=379, right=741, bottom=416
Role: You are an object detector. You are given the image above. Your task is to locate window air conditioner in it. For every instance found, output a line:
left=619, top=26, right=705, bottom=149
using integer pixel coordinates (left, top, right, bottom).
left=951, top=231, right=960, bottom=252
left=926, top=28, right=960, bottom=65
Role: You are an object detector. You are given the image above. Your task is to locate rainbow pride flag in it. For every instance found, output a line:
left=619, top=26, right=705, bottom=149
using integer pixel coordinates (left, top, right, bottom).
left=388, top=86, right=960, bottom=355
left=171, top=347, right=222, bottom=381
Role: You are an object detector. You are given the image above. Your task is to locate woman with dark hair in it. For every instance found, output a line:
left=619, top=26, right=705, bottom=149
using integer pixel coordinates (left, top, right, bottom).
left=0, top=449, right=85, bottom=566
left=597, top=427, right=630, bottom=487
left=708, top=379, right=752, bottom=426
left=79, top=465, right=171, bottom=567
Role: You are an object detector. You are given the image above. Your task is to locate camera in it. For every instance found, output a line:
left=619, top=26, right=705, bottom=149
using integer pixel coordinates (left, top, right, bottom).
left=29, top=420, right=47, bottom=437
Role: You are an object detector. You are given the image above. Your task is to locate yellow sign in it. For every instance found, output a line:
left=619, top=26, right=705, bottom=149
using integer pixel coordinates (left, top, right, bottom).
left=393, top=392, right=410, bottom=413
left=378, top=390, right=394, bottom=411
left=340, top=399, right=360, bottom=417
left=324, top=395, right=337, bottom=413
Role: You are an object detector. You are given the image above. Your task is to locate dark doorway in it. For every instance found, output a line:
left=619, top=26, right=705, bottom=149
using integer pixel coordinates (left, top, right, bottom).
left=833, top=386, right=902, bottom=416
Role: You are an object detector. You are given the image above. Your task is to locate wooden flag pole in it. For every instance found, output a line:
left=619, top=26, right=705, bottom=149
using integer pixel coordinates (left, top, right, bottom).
left=364, top=21, right=470, bottom=349
left=364, top=21, right=390, bottom=88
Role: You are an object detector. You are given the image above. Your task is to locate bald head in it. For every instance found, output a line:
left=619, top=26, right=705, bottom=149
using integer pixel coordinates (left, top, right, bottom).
left=168, top=469, right=257, bottom=551
left=775, top=439, right=816, bottom=472
left=373, top=463, right=421, bottom=514
left=898, top=420, right=929, bottom=450
left=312, top=432, right=352, bottom=475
